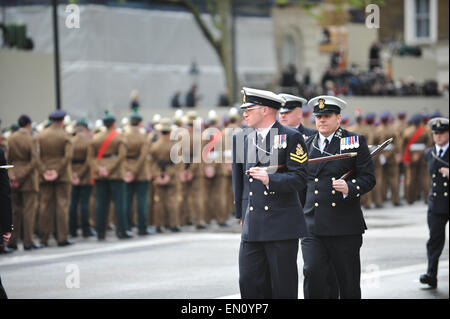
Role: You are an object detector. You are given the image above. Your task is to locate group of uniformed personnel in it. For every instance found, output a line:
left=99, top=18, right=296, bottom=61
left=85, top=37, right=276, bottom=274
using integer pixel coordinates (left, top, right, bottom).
left=347, top=111, right=439, bottom=209
left=232, top=86, right=448, bottom=299
left=0, top=107, right=242, bottom=253
left=279, top=101, right=440, bottom=210
left=0, top=101, right=446, bottom=274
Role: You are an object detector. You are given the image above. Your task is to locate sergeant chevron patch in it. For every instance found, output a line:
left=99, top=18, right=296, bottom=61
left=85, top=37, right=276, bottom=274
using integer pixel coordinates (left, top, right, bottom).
left=290, top=152, right=307, bottom=163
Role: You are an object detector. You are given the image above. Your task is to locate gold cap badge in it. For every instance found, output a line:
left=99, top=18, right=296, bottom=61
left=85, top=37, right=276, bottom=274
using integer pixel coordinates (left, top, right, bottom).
left=318, top=99, right=325, bottom=109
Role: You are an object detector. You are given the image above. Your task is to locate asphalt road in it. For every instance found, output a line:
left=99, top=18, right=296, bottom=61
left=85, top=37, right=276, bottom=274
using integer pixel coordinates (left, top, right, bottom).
left=0, top=201, right=448, bottom=299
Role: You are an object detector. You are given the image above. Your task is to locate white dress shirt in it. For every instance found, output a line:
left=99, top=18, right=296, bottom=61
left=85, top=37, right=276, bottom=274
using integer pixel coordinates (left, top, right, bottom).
left=436, top=143, right=449, bottom=157
left=318, top=131, right=335, bottom=153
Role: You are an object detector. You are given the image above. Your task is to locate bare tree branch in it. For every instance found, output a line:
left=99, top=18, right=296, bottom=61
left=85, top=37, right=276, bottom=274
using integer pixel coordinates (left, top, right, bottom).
left=151, top=0, right=221, bottom=54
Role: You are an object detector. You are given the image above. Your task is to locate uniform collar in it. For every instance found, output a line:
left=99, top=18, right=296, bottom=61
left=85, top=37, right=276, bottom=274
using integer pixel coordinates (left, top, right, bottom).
left=256, top=120, right=276, bottom=142
left=436, top=143, right=449, bottom=156
left=318, top=131, right=335, bottom=145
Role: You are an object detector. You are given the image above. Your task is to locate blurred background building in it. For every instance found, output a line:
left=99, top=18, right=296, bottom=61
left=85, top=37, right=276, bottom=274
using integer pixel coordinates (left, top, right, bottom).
left=0, top=0, right=448, bottom=128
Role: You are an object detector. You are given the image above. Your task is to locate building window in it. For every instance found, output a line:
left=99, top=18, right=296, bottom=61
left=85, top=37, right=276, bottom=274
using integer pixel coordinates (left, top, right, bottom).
left=405, top=0, right=437, bottom=45
left=415, top=0, right=430, bottom=38
left=281, top=35, right=296, bottom=68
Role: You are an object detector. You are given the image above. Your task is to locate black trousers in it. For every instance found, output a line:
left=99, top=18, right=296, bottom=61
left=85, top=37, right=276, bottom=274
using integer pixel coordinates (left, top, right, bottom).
left=69, top=185, right=93, bottom=235
left=239, top=239, right=299, bottom=299
left=426, top=211, right=449, bottom=278
left=301, top=235, right=363, bottom=299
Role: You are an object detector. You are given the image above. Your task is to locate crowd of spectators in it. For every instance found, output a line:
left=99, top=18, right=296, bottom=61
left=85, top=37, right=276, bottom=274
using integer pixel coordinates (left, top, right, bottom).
left=279, top=63, right=447, bottom=101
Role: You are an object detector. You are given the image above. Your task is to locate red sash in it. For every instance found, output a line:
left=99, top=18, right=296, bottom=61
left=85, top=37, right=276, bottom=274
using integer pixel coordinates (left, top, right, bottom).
left=403, top=126, right=425, bottom=163
left=91, top=130, right=118, bottom=184
left=97, top=130, right=118, bottom=161
left=202, top=130, right=223, bottom=162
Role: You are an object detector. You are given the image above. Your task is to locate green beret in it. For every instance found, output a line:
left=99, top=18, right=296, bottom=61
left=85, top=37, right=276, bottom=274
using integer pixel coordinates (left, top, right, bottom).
left=76, top=118, right=88, bottom=128
left=102, top=110, right=116, bottom=124
left=130, top=106, right=142, bottom=122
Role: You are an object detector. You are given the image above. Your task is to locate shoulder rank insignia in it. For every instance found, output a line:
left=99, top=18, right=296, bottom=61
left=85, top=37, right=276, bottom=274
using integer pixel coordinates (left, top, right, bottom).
left=290, top=143, right=307, bottom=164
left=335, top=127, right=343, bottom=139
left=340, top=136, right=360, bottom=150
left=274, top=134, right=287, bottom=149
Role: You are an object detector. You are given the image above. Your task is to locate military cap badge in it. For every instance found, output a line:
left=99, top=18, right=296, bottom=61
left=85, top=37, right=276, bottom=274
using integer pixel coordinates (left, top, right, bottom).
left=436, top=120, right=441, bottom=128
left=318, top=98, right=325, bottom=109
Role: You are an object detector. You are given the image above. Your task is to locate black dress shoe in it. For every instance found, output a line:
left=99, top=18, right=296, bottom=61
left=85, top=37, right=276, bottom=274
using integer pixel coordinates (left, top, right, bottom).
left=196, top=224, right=207, bottom=230
left=97, top=233, right=106, bottom=241
left=170, top=226, right=182, bottom=232
left=57, top=240, right=75, bottom=247
left=7, top=244, right=18, bottom=250
left=0, top=246, right=15, bottom=254
left=83, top=228, right=97, bottom=238
left=420, top=274, right=437, bottom=288
left=138, top=227, right=154, bottom=236
left=218, top=221, right=231, bottom=227
left=393, top=202, right=403, bottom=207
left=24, top=243, right=44, bottom=250
left=156, top=226, right=163, bottom=233
left=117, top=231, right=134, bottom=239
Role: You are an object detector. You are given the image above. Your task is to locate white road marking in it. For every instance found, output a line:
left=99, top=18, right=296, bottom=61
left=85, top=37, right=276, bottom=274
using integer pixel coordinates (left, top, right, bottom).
left=0, top=233, right=241, bottom=267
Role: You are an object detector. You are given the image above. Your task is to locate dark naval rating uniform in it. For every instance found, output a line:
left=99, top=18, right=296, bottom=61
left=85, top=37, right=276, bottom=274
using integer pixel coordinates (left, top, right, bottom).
left=300, top=96, right=376, bottom=299
left=232, top=87, right=308, bottom=299
left=420, top=117, right=449, bottom=288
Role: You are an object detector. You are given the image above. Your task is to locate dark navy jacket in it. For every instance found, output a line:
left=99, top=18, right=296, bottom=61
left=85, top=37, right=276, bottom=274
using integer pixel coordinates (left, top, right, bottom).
left=425, top=146, right=449, bottom=215
left=302, top=127, right=376, bottom=236
left=232, top=121, right=308, bottom=241
left=297, top=124, right=317, bottom=140
left=296, top=124, right=317, bottom=206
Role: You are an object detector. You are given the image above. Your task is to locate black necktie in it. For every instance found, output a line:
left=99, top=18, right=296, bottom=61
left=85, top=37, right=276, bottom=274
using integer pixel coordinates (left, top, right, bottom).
left=439, top=149, right=443, bottom=158
left=323, top=139, right=329, bottom=154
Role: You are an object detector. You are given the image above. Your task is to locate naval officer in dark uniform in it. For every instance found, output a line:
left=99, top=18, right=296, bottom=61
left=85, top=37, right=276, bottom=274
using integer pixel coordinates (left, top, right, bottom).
left=278, top=93, right=317, bottom=140
left=420, top=117, right=449, bottom=288
left=278, top=93, right=339, bottom=299
left=300, top=96, right=376, bottom=299
left=232, top=87, right=308, bottom=299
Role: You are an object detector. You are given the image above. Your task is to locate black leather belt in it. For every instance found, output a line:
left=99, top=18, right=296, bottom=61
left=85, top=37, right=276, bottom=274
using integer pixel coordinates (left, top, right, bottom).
left=72, top=159, right=86, bottom=164
left=127, top=155, right=139, bottom=160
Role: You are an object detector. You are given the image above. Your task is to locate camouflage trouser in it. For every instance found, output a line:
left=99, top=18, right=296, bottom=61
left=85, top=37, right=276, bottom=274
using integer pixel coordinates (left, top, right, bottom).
left=404, top=162, right=430, bottom=204
left=10, top=191, right=38, bottom=246
left=204, top=176, right=229, bottom=224
left=39, top=182, right=71, bottom=243
left=153, top=185, right=179, bottom=227
left=374, top=162, right=400, bottom=205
